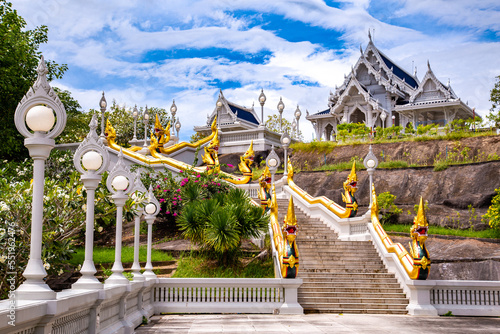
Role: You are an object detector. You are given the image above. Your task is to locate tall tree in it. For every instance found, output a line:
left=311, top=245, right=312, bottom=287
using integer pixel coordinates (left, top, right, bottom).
left=0, top=0, right=67, bottom=160
left=265, top=114, right=302, bottom=140
left=487, top=75, right=500, bottom=127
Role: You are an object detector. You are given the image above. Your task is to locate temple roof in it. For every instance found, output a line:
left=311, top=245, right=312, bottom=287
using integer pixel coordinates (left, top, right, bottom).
left=378, top=53, right=419, bottom=89
left=227, top=102, right=259, bottom=125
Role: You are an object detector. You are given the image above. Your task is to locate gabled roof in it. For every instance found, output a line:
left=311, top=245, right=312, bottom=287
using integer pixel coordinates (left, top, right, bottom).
left=314, top=109, right=330, bottom=115
left=409, top=62, right=456, bottom=103
left=227, top=102, right=259, bottom=125
left=378, top=53, right=419, bottom=89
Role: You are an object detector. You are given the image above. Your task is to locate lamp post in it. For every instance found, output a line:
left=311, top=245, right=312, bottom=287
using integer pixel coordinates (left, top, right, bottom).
left=291, top=119, right=297, bottom=137
left=170, top=100, right=177, bottom=136
left=130, top=171, right=147, bottom=282
left=99, top=92, right=107, bottom=143
left=280, top=131, right=291, bottom=176
left=72, top=114, right=109, bottom=289
left=266, top=146, right=280, bottom=185
left=14, top=56, right=67, bottom=300
left=132, top=105, right=139, bottom=141
left=277, top=97, right=285, bottom=132
left=392, top=114, right=396, bottom=127
left=175, top=118, right=181, bottom=143
left=143, top=106, right=150, bottom=148
left=105, top=149, right=134, bottom=285
left=380, top=111, right=387, bottom=129
left=143, top=185, right=160, bottom=280
left=363, top=145, right=378, bottom=208
left=216, top=94, right=223, bottom=130
left=294, top=105, right=301, bottom=138
left=259, top=89, right=266, bottom=127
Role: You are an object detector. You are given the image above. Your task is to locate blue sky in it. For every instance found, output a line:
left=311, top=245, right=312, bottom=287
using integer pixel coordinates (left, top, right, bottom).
left=14, top=0, right=500, bottom=141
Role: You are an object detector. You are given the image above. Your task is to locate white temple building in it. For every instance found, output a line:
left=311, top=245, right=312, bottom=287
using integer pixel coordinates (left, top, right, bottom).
left=194, top=90, right=296, bottom=154
left=306, top=32, right=475, bottom=141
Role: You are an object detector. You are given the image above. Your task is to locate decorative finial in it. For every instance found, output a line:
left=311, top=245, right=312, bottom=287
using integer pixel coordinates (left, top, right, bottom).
left=360, top=44, right=363, bottom=54
left=89, top=113, right=98, bottom=132
left=36, top=55, right=48, bottom=77
left=368, top=29, right=372, bottom=41
left=427, top=60, right=431, bottom=70
left=415, top=197, right=428, bottom=226
left=413, top=66, right=417, bottom=77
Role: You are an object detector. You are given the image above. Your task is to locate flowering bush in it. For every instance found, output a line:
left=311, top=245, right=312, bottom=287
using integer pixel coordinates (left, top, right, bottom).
left=484, top=187, right=500, bottom=230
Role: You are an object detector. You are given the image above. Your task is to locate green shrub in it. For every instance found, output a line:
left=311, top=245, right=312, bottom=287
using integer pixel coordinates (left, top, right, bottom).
left=377, top=192, right=402, bottom=224
left=483, top=187, right=500, bottom=230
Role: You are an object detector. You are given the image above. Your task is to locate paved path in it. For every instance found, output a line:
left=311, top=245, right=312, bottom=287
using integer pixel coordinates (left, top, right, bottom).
left=135, top=314, right=500, bottom=333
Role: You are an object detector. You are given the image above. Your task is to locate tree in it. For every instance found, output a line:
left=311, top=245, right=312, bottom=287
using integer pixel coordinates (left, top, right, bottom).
left=265, top=114, right=303, bottom=140
left=487, top=75, right=500, bottom=127
left=0, top=1, right=67, bottom=160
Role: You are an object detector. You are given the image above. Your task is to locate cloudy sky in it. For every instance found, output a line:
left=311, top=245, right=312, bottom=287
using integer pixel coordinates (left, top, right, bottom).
left=14, top=0, right=500, bottom=141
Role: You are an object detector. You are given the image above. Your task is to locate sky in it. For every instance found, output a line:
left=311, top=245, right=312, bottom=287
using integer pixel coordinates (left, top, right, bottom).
left=13, top=0, right=500, bottom=142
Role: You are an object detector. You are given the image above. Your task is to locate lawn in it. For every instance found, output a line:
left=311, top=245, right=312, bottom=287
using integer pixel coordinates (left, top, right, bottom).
left=69, top=246, right=173, bottom=266
left=383, top=223, right=500, bottom=239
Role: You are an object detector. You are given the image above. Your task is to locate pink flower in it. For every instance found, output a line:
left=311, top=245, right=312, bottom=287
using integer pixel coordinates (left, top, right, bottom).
left=196, top=174, right=201, bottom=178
left=166, top=211, right=170, bottom=214
left=173, top=201, right=177, bottom=205
left=194, top=180, right=198, bottom=183
left=179, top=170, right=183, bottom=173
left=217, top=183, right=221, bottom=186
left=227, top=164, right=233, bottom=168
left=163, top=189, right=168, bottom=192
left=159, top=198, right=165, bottom=203
left=173, top=213, right=177, bottom=216
left=183, top=178, right=189, bottom=182
left=156, top=185, right=160, bottom=189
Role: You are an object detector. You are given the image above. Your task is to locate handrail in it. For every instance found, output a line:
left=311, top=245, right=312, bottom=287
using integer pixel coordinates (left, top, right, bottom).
left=370, top=185, right=426, bottom=280
left=286, top=159, right=357, bottom=219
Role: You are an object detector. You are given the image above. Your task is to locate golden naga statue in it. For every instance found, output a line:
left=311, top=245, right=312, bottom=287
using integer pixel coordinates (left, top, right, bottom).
left=202, top=127, right=220, bottom=170
left=269, top=184, right=299, bottom=278
left=220, top=141, right=255, bottom=185
left=371, top=185, right=430, bottom=280
left=258, top=166, right=272, bottom=211
left=154, top=114, right=171, bottom=150
left=287, top=158, right=358, bottom=218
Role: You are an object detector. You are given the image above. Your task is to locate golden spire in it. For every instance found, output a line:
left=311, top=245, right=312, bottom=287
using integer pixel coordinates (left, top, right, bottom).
left=285, top=196, right=297, bottom=225
left=414, top=197, right=428, bottom=226
left=154, top=114, right=163, bottom=131
left=348, top=161, right=357, bottom=182
left=247, top=140, right=254, bottom=155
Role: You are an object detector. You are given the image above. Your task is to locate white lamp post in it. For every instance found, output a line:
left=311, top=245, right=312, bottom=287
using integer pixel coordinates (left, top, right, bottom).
left=14, top=56, right=67, bottom=300
left=130, top=171, right=147, bottom=282
left=294, top=105, right=302, bottom=138
left=280, top=131, right=291, bottom=176
left=132, top=105, right=139, bottom=141
left=170, top=100, right=177, bottom=136
left=363, top=145, right=378, bottom=208
left=380, top=111, right=387, bottom=129
left=292, top=119, right=297, bottom=136
left=143, top=185, right=160, bottom=280
left=392, top=114, right=396, bottom=127
left=143, top=106, right=150, bottom=148
left=72, top=114, right=109, bottom=289
left=175, top=118, right=181, bottom=143
left=277, top=97, right=285, bottom=132
left=266, top=146, right=280, bottom=185
left=216, top=94, right=223, bottom=131
left=105, top=149, right=134, bottom=285
left=99, top=92, right=107, bottom=143
left=259, top=89, right=266, bottom=127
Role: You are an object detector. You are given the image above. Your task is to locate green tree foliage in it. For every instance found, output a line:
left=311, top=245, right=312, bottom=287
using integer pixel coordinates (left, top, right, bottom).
left=487, top=75, right=500, bottom=126
left=377, top=191, right=402, bottom=224
left=483, top=188, right=500, bottom=230
left=337, top=122, right=371, bottom=141
left=0, top=1, right=67, bottom=159
left=265, top=114, right=302, bottom=140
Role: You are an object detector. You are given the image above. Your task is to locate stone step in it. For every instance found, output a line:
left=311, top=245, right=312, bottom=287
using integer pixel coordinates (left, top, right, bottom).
left=300, top=268, right=387, bottom=274
left=303, top=307, right=408, bottom=315
left=299, top=287, right=404, bottom=294
left=299, top=302, right=408, bottom=310
left=299, top=296, right=409, bottom=305
left=299, top=281, right=402, bottom=289
left=298, top=272, right=397, bottom=279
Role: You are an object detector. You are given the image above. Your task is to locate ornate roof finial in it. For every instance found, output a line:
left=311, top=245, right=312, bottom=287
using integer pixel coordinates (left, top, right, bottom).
left=360, top=44, right=363, bottom=54
left=368, top=29, right=372, bottom=42
left=89, top=113, right=98, bottom=132
left=427, top=60, right=431, bottom=71
left=414, top=66, right=417, bottom=77
left=447, top=78, right=451, bottom=88
left=37, top=55, right=49, bottom=77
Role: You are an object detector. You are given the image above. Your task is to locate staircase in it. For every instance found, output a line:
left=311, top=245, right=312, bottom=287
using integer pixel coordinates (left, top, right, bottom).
left=276, top=198, right=409, bottom=314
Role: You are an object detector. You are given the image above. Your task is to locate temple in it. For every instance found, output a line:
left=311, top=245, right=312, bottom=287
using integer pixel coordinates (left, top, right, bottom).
left=306, top=32, right=475, bottom=141
left=194, top=90, right=293, bottom=153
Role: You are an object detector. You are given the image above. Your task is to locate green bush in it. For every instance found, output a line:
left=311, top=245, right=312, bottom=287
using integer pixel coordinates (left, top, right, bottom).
left=483, top=187, right=500, bottom=230
left=377, top=192, right=402, bottom=224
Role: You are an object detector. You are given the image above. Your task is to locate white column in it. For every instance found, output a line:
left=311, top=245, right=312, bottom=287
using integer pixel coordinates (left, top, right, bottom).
left=73, top=174, right=103, bottom=289
left=16, top=137, right=56, bottom=300
left=143, top=215, right=157, bottom=279
left=105, top=193, right=129, bottom=285
left=131, top=209, right=145, bottom=282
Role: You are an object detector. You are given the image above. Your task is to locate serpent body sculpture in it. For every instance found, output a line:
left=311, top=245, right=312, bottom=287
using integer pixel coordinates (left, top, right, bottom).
left=153, top=114, right=171, bottom=150
left=371, top=185, right=430, bottom=280
left=104, top=119, right=254, bottom=184
left=258, top=166, right=272, bottom=212
left=202, top=128, right=220, bottom=171
left=269, top=184, right=299, bottom=278
left=287, top=158, right=358, bottom=218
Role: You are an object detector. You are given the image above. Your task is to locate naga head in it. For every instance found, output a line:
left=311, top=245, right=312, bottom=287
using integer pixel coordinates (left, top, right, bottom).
left=343, top=161, right=358, bottom=194
left=283, top=197, right=298, bottom=243
left=207, top=129, right=220, bottom=152
left=411, top=197, right=429, bottom=243
left=104, top=119, right=116, bottom=143
left=153, top=115, right=170, bottom=145
left=242, top=141, right=255, bottom=166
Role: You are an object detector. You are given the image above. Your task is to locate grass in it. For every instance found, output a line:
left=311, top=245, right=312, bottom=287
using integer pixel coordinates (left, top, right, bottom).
left=383, top=223, right=500, bottom=239
left=172, top=252, right=274, bottom=278
left=69, top=246, right=173, bottom=266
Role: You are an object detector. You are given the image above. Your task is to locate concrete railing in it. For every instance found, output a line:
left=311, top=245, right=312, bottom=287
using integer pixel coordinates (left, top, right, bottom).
left=0, top=281, right=155, bottom=334
left=152, top=278, right=302, bottom=314
left=368, top=222, right=500, bottom=316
